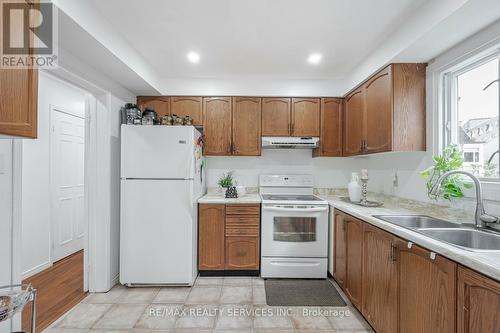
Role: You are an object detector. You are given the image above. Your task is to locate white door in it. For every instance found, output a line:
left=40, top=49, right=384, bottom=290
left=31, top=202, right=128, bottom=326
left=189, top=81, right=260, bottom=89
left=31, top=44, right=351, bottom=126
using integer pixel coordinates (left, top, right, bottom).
left=51, top=109, right=85, bottom=262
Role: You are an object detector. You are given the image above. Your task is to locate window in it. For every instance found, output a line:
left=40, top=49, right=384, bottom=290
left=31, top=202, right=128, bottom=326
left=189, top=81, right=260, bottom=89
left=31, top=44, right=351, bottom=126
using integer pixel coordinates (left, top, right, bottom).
left=444, top=53, right=500, bottom=182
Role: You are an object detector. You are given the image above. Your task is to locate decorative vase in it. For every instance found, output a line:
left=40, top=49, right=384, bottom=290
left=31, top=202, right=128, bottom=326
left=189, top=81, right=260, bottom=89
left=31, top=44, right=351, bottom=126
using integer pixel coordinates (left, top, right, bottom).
left=348, top=172, right=362, bottom=202
left=225, top=186, right=238, bottom=198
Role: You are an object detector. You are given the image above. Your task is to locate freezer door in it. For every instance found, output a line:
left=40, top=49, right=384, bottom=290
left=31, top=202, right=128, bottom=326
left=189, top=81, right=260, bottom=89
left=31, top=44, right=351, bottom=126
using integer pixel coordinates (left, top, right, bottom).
left=121, top=125, right=195, bottom=179
left=120, top=179, right=197, bottom=285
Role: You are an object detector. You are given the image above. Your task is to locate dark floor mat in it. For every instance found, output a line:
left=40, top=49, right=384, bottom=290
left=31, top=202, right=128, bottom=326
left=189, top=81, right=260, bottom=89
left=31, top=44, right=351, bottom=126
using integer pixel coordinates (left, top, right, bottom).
left=264, top=279, right=347, bottom=306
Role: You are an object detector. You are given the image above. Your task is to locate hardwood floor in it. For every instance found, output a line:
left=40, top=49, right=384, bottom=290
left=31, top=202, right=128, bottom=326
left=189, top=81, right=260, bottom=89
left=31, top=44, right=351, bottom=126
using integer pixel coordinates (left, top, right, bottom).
left=22, top=250, right=87, bottom=333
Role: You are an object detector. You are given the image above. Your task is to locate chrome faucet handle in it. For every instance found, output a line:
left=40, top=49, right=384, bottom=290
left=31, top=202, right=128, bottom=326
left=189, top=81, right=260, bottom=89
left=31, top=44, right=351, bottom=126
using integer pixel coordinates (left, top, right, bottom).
left=480, top=214, right=499, bottom=224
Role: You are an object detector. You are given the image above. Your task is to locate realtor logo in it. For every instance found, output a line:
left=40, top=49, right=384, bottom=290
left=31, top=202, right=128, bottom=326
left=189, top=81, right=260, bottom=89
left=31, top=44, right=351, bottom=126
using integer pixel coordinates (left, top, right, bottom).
left=1, top=0, right=58, bottom=68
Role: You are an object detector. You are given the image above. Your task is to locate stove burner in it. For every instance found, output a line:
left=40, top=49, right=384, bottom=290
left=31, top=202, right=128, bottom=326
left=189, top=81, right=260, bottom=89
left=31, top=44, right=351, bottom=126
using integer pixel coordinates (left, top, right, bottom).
left=261, top=194, right=323, bottom=201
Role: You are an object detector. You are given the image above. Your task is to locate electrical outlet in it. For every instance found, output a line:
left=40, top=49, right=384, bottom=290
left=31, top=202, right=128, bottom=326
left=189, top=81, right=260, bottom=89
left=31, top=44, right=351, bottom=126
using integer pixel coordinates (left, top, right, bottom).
left=392, top=170, right=399, bottom=188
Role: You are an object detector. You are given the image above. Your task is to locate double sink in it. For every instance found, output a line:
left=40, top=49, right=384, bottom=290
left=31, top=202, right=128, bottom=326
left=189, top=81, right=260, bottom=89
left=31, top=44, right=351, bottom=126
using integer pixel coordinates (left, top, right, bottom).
left=374, top=215, right=500, bottom=252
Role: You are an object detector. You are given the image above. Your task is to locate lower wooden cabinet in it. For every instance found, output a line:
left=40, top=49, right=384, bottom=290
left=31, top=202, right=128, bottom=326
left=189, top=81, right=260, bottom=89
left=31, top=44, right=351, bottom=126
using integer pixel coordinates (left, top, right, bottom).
left=198, top=204, right=225, bottom=270
left=361, top=223, right=398, bottom=333
left=225, top=237, right=259, bottom=270
left=344, top=215, right=363, bottom=309
left=333, top=211, right=346, bottom=287
left=397, top=239, right=456, bottom=333
left=457, top=266, right=500, bottom=333
left=334, top=208, right=499, bottom=333
left=199, top=203, right=260, bottom=271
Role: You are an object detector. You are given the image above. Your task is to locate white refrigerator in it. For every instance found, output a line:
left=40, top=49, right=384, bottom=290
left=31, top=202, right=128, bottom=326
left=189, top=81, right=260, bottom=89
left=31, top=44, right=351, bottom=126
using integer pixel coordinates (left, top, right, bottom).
left=120, top=125, right=205, bottom=286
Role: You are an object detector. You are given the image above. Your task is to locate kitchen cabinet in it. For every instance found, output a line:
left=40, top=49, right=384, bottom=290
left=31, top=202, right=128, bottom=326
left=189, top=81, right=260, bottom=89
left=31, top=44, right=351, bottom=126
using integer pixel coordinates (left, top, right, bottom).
left=0, top=1, right=38, bottom=138
left=344, top=215, right=363, bottom=309
left=333, top=211, right=347, bottom=287
left=457, top=266, right=500, bottom=333
left=343, top=89, right=364, bottom=156
left=198, top=204, right=225, bottom=270
left=199, top=203, right=260, bottom=271
left=232, top=97, right=261, bottom=156
left=397, top=240, right=456, bottom=333
left=313, top=98, right=343, bottom=157
left=291, top=98, right=320, bottom=137
left=343, top=63, right=426, bottom=156
left=203, top=97, right=232, bottom=155
left=361, top=223, right=398, bottom=333
left=170, top=96, right=202, bottom=125
left=261, top=97, right=291, bottom=136
left=136, top=96, right=170, bottom=117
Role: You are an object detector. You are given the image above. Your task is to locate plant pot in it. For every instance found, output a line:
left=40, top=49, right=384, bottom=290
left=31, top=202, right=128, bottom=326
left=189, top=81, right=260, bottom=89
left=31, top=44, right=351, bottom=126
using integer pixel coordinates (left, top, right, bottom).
left=225, top=186, right=238, bottom=198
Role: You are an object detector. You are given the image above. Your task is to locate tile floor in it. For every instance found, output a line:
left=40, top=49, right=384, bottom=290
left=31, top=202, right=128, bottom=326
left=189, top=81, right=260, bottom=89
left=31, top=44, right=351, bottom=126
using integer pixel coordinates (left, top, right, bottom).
left=44, top=277, right=373, bottom=333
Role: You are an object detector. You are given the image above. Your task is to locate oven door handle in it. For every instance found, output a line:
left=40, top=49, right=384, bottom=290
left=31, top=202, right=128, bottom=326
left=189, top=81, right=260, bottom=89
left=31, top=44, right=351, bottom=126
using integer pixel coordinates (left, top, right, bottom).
left=263, top=206, right=329, bottom=213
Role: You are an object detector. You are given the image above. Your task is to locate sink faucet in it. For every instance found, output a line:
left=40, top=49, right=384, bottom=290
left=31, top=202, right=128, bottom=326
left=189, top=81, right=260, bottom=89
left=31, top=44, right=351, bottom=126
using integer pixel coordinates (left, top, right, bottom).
left=429, top=170, right=499, bottom=229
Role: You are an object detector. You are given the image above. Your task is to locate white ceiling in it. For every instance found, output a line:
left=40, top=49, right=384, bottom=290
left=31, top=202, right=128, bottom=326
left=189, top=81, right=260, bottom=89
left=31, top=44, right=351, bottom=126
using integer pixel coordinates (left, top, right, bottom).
left=88, top=0, right=427, bottom=80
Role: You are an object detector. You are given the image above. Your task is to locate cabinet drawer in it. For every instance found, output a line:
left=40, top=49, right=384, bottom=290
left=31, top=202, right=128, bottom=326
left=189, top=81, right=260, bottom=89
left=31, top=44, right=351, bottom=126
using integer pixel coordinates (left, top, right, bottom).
left=226, top=216, right=260, bottom=226
left=226, top=205, right=260, bottom=216
left=226, top=226, right=259, bottom=237
left=225, top=236, right=260, bottom=270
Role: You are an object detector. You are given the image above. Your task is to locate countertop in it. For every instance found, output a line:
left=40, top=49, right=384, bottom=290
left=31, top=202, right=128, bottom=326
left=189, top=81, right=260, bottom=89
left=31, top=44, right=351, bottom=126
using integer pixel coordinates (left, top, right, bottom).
left=198, top=193, right=262, bottom=204
left=320, top=193, right=500, bottom=281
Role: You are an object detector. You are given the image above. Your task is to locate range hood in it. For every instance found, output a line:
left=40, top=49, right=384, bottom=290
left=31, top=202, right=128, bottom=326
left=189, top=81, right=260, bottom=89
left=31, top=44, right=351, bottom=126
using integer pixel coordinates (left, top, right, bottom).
left=262, top=137, right=320, bottom=149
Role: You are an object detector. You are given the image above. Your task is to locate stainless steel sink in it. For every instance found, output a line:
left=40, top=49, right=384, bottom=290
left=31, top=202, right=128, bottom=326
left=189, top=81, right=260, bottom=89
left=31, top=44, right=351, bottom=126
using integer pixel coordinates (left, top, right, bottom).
left=373, top=215, right=461, bottom=229
left=418, top=228, right=500, bottom=252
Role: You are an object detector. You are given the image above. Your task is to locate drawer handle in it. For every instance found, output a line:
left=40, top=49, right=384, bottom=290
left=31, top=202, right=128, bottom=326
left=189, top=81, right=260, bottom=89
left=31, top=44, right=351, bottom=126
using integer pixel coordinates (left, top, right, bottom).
left=430, top=252, right=437, bottom=260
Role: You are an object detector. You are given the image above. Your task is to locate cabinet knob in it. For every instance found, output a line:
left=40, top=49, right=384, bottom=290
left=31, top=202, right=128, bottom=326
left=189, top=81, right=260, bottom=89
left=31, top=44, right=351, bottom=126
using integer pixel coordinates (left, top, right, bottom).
left=430, top=252, right=437, bottom=260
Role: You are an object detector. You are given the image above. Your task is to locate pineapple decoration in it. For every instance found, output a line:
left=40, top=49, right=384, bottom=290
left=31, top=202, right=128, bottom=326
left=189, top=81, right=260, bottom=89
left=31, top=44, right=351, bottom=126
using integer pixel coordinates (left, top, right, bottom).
left=218, top=171, right=238, bottom=198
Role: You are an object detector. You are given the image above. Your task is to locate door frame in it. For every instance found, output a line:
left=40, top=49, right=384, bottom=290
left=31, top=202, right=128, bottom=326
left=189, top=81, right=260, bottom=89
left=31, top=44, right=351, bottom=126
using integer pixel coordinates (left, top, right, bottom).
left=49, top=105, right=86, bottom=265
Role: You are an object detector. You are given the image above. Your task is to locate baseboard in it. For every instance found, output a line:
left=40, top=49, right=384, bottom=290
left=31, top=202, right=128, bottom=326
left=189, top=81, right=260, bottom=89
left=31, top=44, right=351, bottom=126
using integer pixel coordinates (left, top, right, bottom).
left=21, top=261, right=52, bottom=280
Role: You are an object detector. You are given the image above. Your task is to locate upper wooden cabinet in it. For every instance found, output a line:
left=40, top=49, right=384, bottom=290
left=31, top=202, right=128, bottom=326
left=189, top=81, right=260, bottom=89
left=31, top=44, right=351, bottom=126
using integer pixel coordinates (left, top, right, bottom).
left=313, top=98, right=342, bottom=157
left=261, top=97, right=291, bottom=136
left=361, top=223, right=398, bottom=333
left=343, top=63, right=426, bottom=156
left=198, top=204, right=225, bottom=270
left=343, top=89, right=365, bottom=156
left=232, top=97, right=261, bottom=156
left=457, top=266, right=500, bottom=333
left=291, top=98, right=320, bottom=137
left=203, top=97, right=232, bottom=156
left=170, top=96, right=202, bottom=125
left=397, top=239, right=456, bottom=333
left=0, top=0, right=38, bottom=139
left=136, top=96, right=170, bottom=117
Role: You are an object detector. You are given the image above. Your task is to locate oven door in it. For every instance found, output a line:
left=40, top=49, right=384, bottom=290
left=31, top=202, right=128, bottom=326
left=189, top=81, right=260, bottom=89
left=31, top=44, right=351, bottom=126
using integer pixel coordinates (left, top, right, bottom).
left=261, top=204, right=329, bottom=258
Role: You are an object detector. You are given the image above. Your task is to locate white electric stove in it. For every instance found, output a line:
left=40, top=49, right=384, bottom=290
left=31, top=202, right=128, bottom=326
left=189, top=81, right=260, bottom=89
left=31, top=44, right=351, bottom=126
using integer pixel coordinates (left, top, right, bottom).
left=259, top=175, right=329, bottom=278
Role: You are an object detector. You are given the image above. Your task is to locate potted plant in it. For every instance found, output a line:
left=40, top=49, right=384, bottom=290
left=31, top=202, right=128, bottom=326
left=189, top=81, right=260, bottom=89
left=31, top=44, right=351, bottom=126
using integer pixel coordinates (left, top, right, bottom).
left=218, top=171, right=238, bottom=198
left=420, top=144, right=472, bottom=200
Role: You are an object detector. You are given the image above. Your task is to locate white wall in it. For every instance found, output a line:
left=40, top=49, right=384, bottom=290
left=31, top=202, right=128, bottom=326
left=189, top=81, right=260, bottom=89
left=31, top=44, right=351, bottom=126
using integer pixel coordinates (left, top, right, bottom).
left=21, top=72, right=87, bottom=278
left=0, top=140, right=14, bottom=333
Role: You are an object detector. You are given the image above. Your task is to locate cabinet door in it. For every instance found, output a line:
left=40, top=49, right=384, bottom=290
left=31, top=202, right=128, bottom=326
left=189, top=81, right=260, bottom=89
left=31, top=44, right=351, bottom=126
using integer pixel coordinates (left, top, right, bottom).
left=232, top=97, right=261, bottom=156
left=345, top=216, right=363, bottom=309
left=343, top=89, right=364, bottom=156
left=291, top=98, right=320, bottom=137
left=137, top=96, right=170, bottom=117
left=203, top=97, right=232, bottom=156
left=170, top=96, right=202, bottom=125
left=364, top=65, right=392, bottom=153
left=315, top=98, right=342, bottom=156
left=261, top=97, right=291, bottom=136
left=225, top=237, right=260, bottom=270
left=457, top=266, right=500, bottom=333
left=333, top=211, right=346, bottom=288
left=0, top=1, right=38, bottom=138
left=397, top=240, right=456, bottom=333
left=199, top=204, right=225, bottom=270
left=361, top=223, right=398, bottom=333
